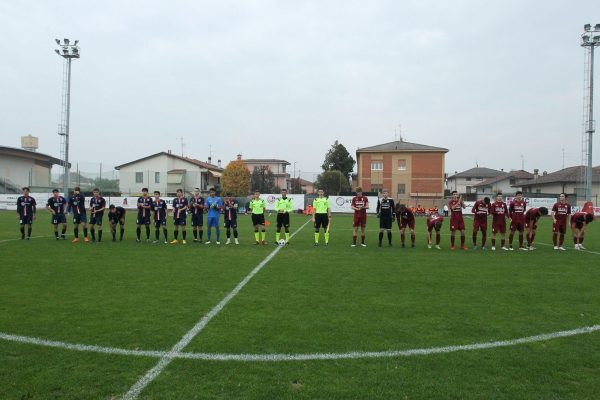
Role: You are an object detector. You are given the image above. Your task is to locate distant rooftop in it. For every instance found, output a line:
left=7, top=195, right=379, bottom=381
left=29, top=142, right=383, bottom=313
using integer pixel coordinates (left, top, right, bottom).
left=115, top=152, right=223, bottom=171
left=357, top=140, right=448, bottom=153
left=515, top=165, right=600, bottom=186
left=447, top=167, right=504, bottom=180
left=473, top=170, right=534, bottom=187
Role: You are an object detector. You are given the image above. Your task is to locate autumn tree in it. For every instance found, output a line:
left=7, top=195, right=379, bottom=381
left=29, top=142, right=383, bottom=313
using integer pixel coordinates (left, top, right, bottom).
left=221, top=159, right=251, bottom=196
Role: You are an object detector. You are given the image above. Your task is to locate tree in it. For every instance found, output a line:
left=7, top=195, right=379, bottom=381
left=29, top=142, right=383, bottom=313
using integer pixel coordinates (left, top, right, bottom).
left=290, top=177, right=303, bottom=194
left=314, top=170, right=351, bottom=195
left=221, top=160, right=251, bottom=196
left=250, top=165, right=277, bottom=193
left=321, top=140, right=356, bottom=179
left=92, top=177, right=119, bottom=194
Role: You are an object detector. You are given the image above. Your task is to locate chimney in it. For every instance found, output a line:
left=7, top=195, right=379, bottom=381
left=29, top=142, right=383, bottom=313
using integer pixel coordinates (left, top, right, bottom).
left=167, top=149, right=172, bottom=154
left=534, top=168, right=539, bottom=180
left=543, top=171, right=547, bottom=176
left=208, top=156, right=212, bottom=164
left=218, top=159, right=221, bottom=168
left=237, top=154, right=242, bottom=161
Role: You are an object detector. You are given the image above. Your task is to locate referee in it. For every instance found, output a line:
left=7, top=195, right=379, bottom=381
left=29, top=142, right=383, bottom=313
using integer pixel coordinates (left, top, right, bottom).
left=275, top=188, right=293, bottom=244
left=249, top=190, right=267, bottom=245
left=312, top=188, right=331, bottom=246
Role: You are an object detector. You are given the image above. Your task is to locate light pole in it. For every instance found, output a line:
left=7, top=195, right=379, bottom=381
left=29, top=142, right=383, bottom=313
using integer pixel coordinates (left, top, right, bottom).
left=581, top=24, right=600, bottom=201
left=55, top=38, right=80, bottom=196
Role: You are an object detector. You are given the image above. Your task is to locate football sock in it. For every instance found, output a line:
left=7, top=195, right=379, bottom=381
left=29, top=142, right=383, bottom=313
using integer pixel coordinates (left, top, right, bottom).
left=216, top=229, right=220, bottom=241
left=436, top=233, right=441, bottom=245
left=451, top=235, right=455, bottom=246
left=163, top=229, right=168, bottom=240
left=54, top=230, right=59, bottom=239
left=207, top=230, right=212, bottom=241
left=234, top=229, right=239, bottom=239
left=559, top=233, right=564, bottom=246
left=353, top=235, right=357, bottom=245
left=20, top=227, right=25, bottom=239
left=553, top=233, right=557, bottom=246
left=155, top=229, right=160, bottom=240
left=285, top=232, right=289, bottom=241
left=182, top=231, right=186, bottom=240
left=501, top=239, right=505, bottom=247
left=255, top=232, right=259, bottom=242
left=27, top=227, right=32, bottom=237
left=492, top=238, right=496, bottom=247
left=481, top=232, right=487, bottom=247
left=136, top=227, right=141, bottom=240
left=193, top=230, right=198, bottom=239
left=199, top=229, right=203, bottom=241
left=472, top=232, right=477, bottom=246
left=61, top=227, right=66, bottom=235
left=580, top=236, right=584, bottom=244
left=276, top=232, right=281, bottom=242
left=83, top=227, right=88, bottom=238
left=120, top=228, right=124, bottom=240
left=401, top=233, right=405, bottom=245
left=227, top=229, right=231, bottom=238
left=315, top=232, right=320, bottom=243
left=112, top=230, right=116, bottom=240
left=460, top=235, right=465, bottom=247
left=260, top=230, right=265, bottom=241
left=530, top=233, right=536, bottom=245
left=174, top=230, right=179, bottom=240
left=74, top=227, right=79, bottom=238
left=361, top=235, right=365, bottom=244
left=98, top=230, right=102, bottom=242
left=411, top=233, right=415, bottom=246
left=518, top=234, right=524, bottom=247
left=91, top=228, right=95, bottom=240
left=573, top=236, right=577, bottom=244
left=378, top=232, right=383, bottom=245
left=146, top=226, right=150, bottom=239
left=508, top=233, right=514, bottom=246
left=324, top=232, right=329, bottom=244
left=387, top=231, right=392, bottom=244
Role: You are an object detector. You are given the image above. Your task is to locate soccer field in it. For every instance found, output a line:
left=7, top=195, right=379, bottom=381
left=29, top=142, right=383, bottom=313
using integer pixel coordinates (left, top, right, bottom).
left=1, top=210, right=600, bottom=399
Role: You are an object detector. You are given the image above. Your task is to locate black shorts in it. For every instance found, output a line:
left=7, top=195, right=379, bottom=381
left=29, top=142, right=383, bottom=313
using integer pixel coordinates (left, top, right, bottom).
left=191, top=213, right=204, bottom=228
left=379, top=216, right=393, bottom=230
left=73, top=213, right=87, bottom=224
left=314, top=214, right=329, bottom=230
left=90, top=213, right=104, bottom=226
left=51, top=214, right=67, bottom=225
left=110, top=217, right=125, bottom=225
left=251, top=214, right=265, bottom=226
left=136, top=215, right=150, bottom=226
left=276, top=213, right=290, bottom=228
left=224, top=218, right=238, bottom=229
left=173, top=215, right=187, bottom=226
left=19, top=215, right=33, bottom=225
left=154, top=219, right=167, bottom=228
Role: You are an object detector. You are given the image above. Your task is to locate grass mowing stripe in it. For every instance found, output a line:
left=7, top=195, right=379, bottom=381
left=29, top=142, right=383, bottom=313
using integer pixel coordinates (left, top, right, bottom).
left=1, top=324, right=599, bottom=362
left=122, top=218, right=312, bottom=400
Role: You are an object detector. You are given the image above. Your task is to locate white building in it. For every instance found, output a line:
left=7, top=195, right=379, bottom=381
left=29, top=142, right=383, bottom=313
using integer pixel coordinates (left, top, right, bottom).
left=115, top=151, right=223, bottom=196
left=473, top=170, right=534, bottom=195
left=446, top=167, right=504, bottom=195
left=0, top=145, right=65, bottom=193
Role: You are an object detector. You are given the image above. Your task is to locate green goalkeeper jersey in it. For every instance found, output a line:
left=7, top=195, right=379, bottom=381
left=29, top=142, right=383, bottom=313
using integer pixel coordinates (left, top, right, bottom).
left=313, top=197, right=330, bottom=214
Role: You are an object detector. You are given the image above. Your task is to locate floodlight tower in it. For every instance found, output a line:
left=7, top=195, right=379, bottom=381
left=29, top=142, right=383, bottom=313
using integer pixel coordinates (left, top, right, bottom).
left=581, top=24, right=600, bottom=201
left=54, top=38, right=80, bottom=196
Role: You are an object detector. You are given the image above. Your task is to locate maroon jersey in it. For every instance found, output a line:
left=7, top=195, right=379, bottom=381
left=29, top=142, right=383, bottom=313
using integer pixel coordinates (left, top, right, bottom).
left=471, top=200, right=490, bottom=222
left=427, top=214, right=444, bottom=231
left=570, top=212, right=587, bottom=225
left=551, top=202, right=571, bottom=223
left=490, top=200, right=509, bottom=224
left=351, top=196, right=369, bottom=216
left=525, top=208, right=542, bottom=223
left=509, top=199, right=527, bottom=223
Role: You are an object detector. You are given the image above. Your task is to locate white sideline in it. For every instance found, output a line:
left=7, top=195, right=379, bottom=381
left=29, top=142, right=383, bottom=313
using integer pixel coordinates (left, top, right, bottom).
left=121, top=218, right=313, bottom=400
left=1, top=324, right=599, bottom=362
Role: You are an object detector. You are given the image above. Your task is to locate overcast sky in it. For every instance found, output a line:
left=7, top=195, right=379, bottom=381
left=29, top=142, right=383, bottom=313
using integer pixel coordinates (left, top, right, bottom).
left=0, top=1, right=598, bottom=180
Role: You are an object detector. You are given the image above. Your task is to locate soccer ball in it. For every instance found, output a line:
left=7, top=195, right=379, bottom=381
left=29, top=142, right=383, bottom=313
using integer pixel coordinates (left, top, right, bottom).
left=278, top=239, right=286, bottom=246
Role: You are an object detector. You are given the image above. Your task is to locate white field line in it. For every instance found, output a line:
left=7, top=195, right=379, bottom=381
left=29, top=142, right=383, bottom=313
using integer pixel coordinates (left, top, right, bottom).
left=0, top=235, right=52, bottom=244
left=121, top=218, right=313, bottom=400
left=1, top=324, right=599, bottom=363
left=536, top=242, right=600, bottom=256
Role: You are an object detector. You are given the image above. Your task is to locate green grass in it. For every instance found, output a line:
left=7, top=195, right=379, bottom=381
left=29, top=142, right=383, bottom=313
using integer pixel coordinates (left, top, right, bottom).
left=1, top=210, right=599, bottom=399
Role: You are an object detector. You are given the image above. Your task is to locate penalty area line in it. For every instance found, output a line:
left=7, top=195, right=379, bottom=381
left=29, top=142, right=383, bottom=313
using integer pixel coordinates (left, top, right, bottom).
left=121, top=218, right=313, bottom=400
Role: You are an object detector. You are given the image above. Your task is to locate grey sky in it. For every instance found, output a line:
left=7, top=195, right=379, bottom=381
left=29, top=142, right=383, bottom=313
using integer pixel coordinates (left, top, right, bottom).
left=0, top=0, right=598, bottom=180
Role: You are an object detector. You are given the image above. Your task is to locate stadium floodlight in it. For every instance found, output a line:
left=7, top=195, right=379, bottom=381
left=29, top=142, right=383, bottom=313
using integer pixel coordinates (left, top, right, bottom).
left=580, top=25, right=600, bottom=202
left=54, top=38, right=80, bottom=196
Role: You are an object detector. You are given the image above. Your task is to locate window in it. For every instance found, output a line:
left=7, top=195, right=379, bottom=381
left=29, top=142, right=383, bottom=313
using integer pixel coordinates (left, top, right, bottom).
left=155, top=172, right=160, bottom=184
left=466, top=186, right=472, bottom=194
left=135, top=172, right=143, bottom=183
left=397, top=159, right=407, bottom=171
left=509, top=177, right=516, bottom=185
left=371, top=161, right=383, bottom=171
left=397, top=183, right=406, bottom=195
left=371, top=184, right=383, bottom=192
left=465, top=177, right=472, bottom=182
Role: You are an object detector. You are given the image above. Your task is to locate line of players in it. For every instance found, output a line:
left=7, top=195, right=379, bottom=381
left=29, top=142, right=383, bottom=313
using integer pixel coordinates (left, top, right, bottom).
left=15, top=186, right=298, bottom=245
left=350, top=188, right=595, bottom=250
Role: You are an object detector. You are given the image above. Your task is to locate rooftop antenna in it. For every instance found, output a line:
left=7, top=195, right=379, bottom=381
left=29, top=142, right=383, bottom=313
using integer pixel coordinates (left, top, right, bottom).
left=520, top=154, right=525, bottom=170
left=178, top=137, right=185, bottom=157
left=562, top=148, right=565, bottom=169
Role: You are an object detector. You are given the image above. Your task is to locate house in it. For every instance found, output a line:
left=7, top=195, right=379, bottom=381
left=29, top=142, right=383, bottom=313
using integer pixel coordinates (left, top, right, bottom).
left=446, top=167, right=504, bottom=195
left=473, top=169, right=534, bottom=195
left=0, top=145, right=66, bottom=193
left=239, top=155, right=291, bottom=190
left=297, top=178, right=314, bottom=194
left=114, top=151, right=223, bottom=195
left=517, top=165, right=600, bottom=199
left=356, top=139, right=448, bottom=207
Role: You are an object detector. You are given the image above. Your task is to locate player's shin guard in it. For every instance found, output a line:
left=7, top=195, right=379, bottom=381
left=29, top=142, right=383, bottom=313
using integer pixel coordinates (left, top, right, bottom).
left=90, top=228, right=95, bottom=240
left=136, top=227, right=141, bottom=240
left=27, top=226, right=32, bottom=238
left=378, top=231, right=383, bottom=245
left=285, top=232, right=289, bottom=241
left=226, top=229, right=231, bottom=238
left=111, top=230, right=116, bottom=240
left=260, top=230, right=265, bottom=241
left=83, top=227, right=88, bottom=238
left=61, top=226, right=66, bottom=235
left=324, top=232, right=329, bottom=244
left=361, top=234, right=365, bottom=244
left=314, top=232, right=320, bottom=243
left=387, top=231, right=392, bottom=244
left=276, top=231, right=281, bottom=242
left=450, top=234, right=455, bottom=247
left=254, top=231, right=259, bottom=242
left=573, top=236, right=577, bottom=244
left=233, top=229, right=238, bottom=238
left=518, top=233, right=523, bottom=247
left=20, top=226, right=25, bottom=239
left=174, top=230, right=179, bottom=240
left=74, top=227, right=79, bottom=238
left=460, top=235, right=465, bottom=247
left=155, top=229, right=160, bottom=240
left=145, top=226, right=150, bottom=239
left=559, top=233, right=564, bottom=246
left=529, top=233, right=535, bottom=246
left=199, top=229, right=203, bottom=241
left=120, top=228, right=124, bottom=240
left=98, top=230, right=102, bottom=242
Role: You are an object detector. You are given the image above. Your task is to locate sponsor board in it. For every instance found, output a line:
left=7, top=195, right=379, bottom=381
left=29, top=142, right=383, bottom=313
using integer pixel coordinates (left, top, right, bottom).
left=328, top=196, right=379, bottom=214
left=259, top=194, right=305, bottom=211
